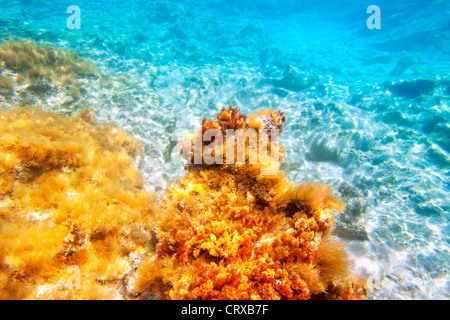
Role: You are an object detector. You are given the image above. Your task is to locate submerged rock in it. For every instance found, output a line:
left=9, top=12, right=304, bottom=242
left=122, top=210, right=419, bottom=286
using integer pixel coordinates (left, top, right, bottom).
left=265, top=65, right=315, bottom=92
left=333, top=224, right=369, bottom=241
left=307, top=135, right=340, bottom=163
left=386, top=79, right=437, bottom=99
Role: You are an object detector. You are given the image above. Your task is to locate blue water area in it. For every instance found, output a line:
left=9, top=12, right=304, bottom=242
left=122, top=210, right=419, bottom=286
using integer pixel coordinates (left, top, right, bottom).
left=0, top=0, right=449, bottom=299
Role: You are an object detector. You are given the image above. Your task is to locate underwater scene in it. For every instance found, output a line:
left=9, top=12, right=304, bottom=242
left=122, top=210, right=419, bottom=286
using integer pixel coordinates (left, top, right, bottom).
left=0, top=0, right=448, bottom=300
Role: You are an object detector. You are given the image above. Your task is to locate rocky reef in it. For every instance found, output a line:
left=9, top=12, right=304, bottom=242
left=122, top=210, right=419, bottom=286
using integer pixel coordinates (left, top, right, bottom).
left=130, top=106, right=367, bottom=300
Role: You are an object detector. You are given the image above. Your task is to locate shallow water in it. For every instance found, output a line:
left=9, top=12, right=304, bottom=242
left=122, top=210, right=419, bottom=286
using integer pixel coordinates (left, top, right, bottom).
left=0, top=0, right=449, bottom=299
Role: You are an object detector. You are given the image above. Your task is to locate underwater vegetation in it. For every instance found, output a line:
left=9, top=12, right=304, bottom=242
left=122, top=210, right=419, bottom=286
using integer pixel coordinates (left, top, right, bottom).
left=0, top=40, right=99, bottom=107
left=0, top=107, right=157, bottom=299
left=0, top=40, right=99, bottom=86
left=131, top=106, right=367, bottom=300
left=0, top=105, right=367, bottom=300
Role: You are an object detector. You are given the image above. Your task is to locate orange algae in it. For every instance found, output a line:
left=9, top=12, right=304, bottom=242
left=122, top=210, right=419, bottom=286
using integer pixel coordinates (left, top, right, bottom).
left=131, top=106, right=367, bottom=300
left=0, top=107, right=157, bottom=299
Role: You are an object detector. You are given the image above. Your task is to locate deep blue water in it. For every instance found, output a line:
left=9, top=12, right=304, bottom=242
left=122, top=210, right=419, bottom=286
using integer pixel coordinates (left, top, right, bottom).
left=1, top=0, right=449, bottom=299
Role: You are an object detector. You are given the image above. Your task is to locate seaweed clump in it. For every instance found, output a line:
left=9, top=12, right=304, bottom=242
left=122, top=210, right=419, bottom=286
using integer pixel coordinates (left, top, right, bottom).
left=0, top=40, right=99, bottom=103
left=0, top=40, right=99, bottom=86
left=131, top=106, right=367, bottom=300
left=0, top=107, right=157, bottom=299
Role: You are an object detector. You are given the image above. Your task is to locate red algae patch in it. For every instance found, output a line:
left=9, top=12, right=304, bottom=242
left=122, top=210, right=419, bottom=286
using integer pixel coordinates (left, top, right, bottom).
left=130, top=106, right=368, bottom=300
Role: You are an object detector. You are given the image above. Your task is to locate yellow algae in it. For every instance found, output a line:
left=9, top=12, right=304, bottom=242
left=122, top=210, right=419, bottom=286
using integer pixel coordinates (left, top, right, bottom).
left=0, top=107, right=157, bottom=299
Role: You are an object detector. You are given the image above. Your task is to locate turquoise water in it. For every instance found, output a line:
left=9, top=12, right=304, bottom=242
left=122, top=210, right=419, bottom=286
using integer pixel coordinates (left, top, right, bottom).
left=1, top=0, right=449, bottom=299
